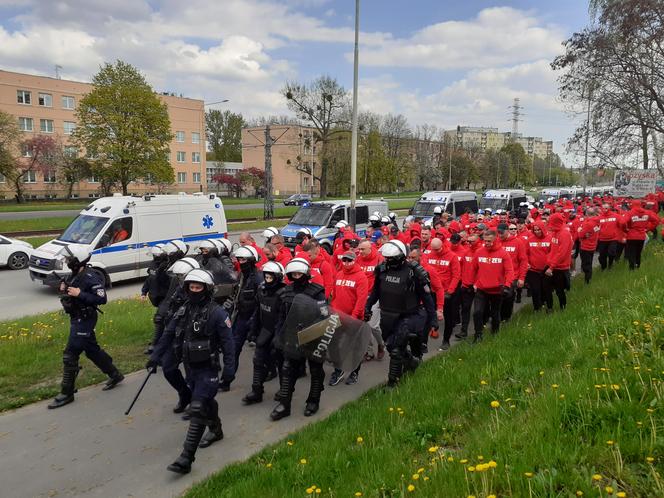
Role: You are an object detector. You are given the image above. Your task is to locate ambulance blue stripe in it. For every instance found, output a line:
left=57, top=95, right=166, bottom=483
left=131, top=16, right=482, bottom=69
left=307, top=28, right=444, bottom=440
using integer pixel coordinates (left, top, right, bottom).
left=91, top=233, right=227, bottom=255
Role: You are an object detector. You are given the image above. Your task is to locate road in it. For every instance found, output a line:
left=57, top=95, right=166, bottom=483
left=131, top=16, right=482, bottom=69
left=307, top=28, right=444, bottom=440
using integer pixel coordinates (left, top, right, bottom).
left=0, top=229, right=263, bottom=321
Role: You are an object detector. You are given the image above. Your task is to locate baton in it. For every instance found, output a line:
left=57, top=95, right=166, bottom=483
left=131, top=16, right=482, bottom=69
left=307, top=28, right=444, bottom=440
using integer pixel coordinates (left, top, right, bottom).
left=124, top=369, right=154, bottom=415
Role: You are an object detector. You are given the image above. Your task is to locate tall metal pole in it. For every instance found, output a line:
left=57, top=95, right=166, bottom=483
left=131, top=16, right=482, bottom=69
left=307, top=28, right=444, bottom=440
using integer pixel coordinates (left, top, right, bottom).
left=264, top=125, right=274, bottom=219
left=582, top=85, right=592, bottom=194
left=349, top=0, right=360, bottom=231
left=448, top=139, right=452, bottom=189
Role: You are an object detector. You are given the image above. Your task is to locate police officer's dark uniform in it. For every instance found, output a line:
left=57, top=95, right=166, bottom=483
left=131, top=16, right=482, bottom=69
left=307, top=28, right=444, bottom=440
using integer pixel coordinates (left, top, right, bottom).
left=365, top=240, right=437, bottom=387
left=142, top=245, right=171, bottom=354
left=242, top=261, right=286, bottom=405
left=270, top=258, right=327, bottom=421
left=147, top=268, right=235, bottom=474
left=48, top=245, right=123, bottom=409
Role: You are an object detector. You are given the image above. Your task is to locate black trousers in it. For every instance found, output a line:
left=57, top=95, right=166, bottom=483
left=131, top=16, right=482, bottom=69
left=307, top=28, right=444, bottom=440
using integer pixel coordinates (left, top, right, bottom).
left=473, top=290, right=502, bottom=335
left=597, top=240, right=617, bottom=270
left=615, top=242, right=625, bottom=262
left=544, top=270, right=567, bottom=310
left=459, top=286, right=475, bottom=334
left=625, top=239, right=645, bottom=270
left=443, top=285, right=461, bottom=342
left=526, top=270, right=551, bottom=311
left=500, top=281, right=517, bottom=321
left=580, top=249, right=594, bottom=283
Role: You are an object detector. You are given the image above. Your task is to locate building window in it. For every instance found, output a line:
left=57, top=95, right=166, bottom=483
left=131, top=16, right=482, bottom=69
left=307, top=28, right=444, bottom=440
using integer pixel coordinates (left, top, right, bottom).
left=88, top=193, right=100, bottom=198
left=70, top=193, right=79, bottom=199
left=62, top=96, right=75, bottom=110
left=18, top=117, right=33, bottom=132
left=38, top=93, right=52, bottom=107
left=193, top=172, right=201, bottom=183
left=177, top=172, right=186, bottom=183
left=23, top=170, right=37, bottom=183
left=0, top=173, right=5, bottom=183
left=176, top=131, right=185, bottom=143
left=192, top=132, right=200, bottom=144
left=88, top=175, right=99, bottom=183
left=21, top=144, right=33, bottom=157
left=192, top=152, right=201, bottom=163
left=63, top=121, right=76, bottom=135
left=44, top=170, right=56, bottom=183
left=64, top=146, right=78, bottom=158
left=40, top=119, right=54, bottom=133
left=17, top=90, right=31, bottom=105
left=44, top=194, right=58, bottom=199
left=176, top=151, right=186, bottom=163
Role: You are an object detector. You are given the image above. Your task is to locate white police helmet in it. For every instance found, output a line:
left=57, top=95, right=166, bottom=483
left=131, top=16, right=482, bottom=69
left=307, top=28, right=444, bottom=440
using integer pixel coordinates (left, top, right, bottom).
left=369, top=214, right=381, bottom=223
left=262, top=227, right=279, bottom=240
left=149, top=244, right=165, bottom=257
left=285, top=257, right=310, bottom=276
left=199, top=239, right=218, bottom=254
left=433, top=206, right=443, bottom=214
left=380, top=240, right=407, bottom=258
left=261, top=261, right=285, bottom=276
left=389, top=212, right=397, bottom=220
left=297, top=227, right=313, bottom=238
left=334, top=220, right=348, bottom=229
left=234, top=245, right=259, bottom=261
left=164, top=239, right=188, bottom=256
left=381, top=216, right=390, bottom=224
left=214, top=238, right=232, bottom=255
left=59, top=244, right=91, bottom=264
left=168, top=256, right=200, bottom=276
left=423, top=219, right=433, bottom=229
left=183, top=268, right=215, bottom=291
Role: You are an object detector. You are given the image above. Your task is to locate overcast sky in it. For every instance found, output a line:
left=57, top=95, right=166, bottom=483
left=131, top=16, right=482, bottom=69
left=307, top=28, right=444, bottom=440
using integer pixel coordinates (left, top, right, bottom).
left=0, top=0, right=592, bottom=165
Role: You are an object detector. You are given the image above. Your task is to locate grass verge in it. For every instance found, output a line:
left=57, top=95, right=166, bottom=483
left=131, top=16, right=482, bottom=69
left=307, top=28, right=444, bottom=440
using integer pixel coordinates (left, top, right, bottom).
left=186, top=247, right=664, bottom=498
left=15, top=236, right=53, bottom=248
left=0, top=202, right=87, bottom=213
left=0, top=297, right=154, bottom=411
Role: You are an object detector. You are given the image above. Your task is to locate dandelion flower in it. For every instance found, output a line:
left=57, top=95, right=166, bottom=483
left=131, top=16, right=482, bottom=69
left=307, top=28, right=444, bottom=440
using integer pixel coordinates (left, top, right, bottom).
left=407, top=484, right=415, bottom=492
left=300, top=458, right=307, bottom=464
left=266, top=463, right=272, bottom=468
left=412, top=474, right=420, bottom=480
left=524, top=472, right=534, bottom=478
left=355, top=493, right=363, bottom=497
left=480, top=380, right=488, bottom=385
left=490, top=400, right=500, bottom=409
left=606, top=440, right=614, bottom=446
left=646, top=456, right=655, bottom=463
left=306, top=488, right=314, bottom=495
left=551, top=384, right=559, bottom=389
left=605, top=486, right=614, bottom=494
left=488, top=460, right=497, bottom=468
left=356, top=436, right=363, bottom=444
left=417, top=468, right=425, bottom=474
left=287, top=440, right=294, bottom=446
left=611, top=384, right=620, bottom=390
left=460, top=459, right=468, bottom=464
left=467, top=466, right=475, bottom=472
left=592, top=474, right=602, bottom=481
left=315, top=489, right=321, bottom=494
left=428, top=446, right=439, bottom=453
left=616, top=493, right=626, bottom=497
left=576, top=492, right=584, bottom=497
left=488, top=495, right=497, bottom=498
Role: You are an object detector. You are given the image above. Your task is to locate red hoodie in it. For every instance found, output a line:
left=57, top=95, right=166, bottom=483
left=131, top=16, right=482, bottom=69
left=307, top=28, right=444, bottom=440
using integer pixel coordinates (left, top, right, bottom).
left=275, top=245, right=293, bottom=267
left=598, top=210, right=622, bottom=242
left=332, top=232, right=358, bottom=269
left=546, top=213, right=573, bottom=270
left=471, top=239, right=515, bottom=294
left=526, top=222, right=551, bottom=272
left=578, top=216, right=600, bottom=251
left=625, top=202, right=660, bottom=241
left=460, top=239, right=480, bottom=287
left=419, top=258, right=445, bottom=312
left=425, top=241, right=461, bottom=294
left=330, top=262, right=368, bottom=319
left=309, top=250, right=334, bottom=297
left=357, top=245, right=383, bottom=290
left=501, top=234, right=528, bottom=282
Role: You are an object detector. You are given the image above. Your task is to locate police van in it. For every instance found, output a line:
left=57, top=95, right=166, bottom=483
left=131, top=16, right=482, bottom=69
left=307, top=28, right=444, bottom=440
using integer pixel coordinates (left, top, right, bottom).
left=28, top=193, right=228, bottom=286
left=280, top=199, right=388, bottom=253
left=409, top=191, right=478, bottom=221
left=479, top=189, right=527, bottom=212
left=538, top=187, right=575, bottom=203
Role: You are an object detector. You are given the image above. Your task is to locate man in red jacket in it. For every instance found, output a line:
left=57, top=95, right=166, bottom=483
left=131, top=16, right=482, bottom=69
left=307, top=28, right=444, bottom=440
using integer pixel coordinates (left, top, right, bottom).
left=456, top=233, right=480, bottom=339
left=597, top=203, right=621, bottom=270
left=329, top=251, right=369, bottom=386
left=357, top=240, right=385, bottom=360
left=304, top=239, right=334, bottom=297
left=425, top=238, right=461, bottom=350
left=471, top=230, right=514, bottom=341
left=407, top=247, right=445, bottom=352
left=497, top=223, right=527, bottom=321
left=526, top=221, right=552, bottom=312
left=545, top=212, right=573, bottom=310
left=625, top=200, right=660, bottom=270
left=269, top=235, right=293, bottom=267
left=577, top=207, right=600, bottom=283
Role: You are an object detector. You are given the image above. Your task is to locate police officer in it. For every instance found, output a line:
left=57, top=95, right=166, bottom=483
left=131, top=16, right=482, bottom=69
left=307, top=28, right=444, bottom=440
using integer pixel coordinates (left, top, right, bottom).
left=48, top=245, right=124, bottom=409
left=226, top=245, right=263, bottom=390
left=388, top=212, right=399, bottom=230
left=432, top=206, right=444, bottom=227
left=270, top=258, right=327, bottom=421
left=141, top=244, right=170, bottom=354
left=364, top=240, right=437, bottom=387
left=242, top=261, right=286, bottom=405
left=147, top=269, right=235, bottom=474
left=164, top=239, right=189, bottom=263
left=213, top=238, right=235, bottom=272
left=197, top=239, right=226, bottom=277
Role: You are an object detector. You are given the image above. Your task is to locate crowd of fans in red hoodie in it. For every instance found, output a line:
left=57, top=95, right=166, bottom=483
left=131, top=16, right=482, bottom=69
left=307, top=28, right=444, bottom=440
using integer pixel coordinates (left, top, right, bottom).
left=236, top=190, right=662, bottom=390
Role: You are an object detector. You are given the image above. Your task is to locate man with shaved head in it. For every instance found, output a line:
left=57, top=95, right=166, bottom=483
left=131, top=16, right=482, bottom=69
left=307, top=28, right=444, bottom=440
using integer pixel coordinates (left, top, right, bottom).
left=425, top=237, right=460, bottom=350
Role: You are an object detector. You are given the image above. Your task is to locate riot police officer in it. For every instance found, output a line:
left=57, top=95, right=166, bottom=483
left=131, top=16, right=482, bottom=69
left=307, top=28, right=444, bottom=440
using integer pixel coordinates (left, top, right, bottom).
left=364, top=240, right=437, bottom=387
left=147, top=269, right=235, bottom=475
left=226, top=245, right=262, bottom=390
left=197, top=239, right=226, bottom=276
left=270, top=258, right=327, bottom=421
left=48, top=244, right=124, bottom=409
left=242, top=261, right=286, bottom=405
left=213, top=238, right=235, bottom=272
left=141, top=244, right=170, bottom=354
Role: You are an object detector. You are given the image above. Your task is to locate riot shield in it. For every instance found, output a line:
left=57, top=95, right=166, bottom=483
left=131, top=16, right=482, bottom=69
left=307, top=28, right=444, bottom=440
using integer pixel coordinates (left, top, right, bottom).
left=282, top=294, right=372, bottom=371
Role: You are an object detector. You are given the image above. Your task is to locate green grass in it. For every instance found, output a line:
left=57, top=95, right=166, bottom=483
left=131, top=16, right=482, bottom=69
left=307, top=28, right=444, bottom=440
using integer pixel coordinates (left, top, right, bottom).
left=0, top=202, right=88, bottom=213
left=15, top=236, right=53, bottom=248
left=186, top=247, right=664, bottom=498
left=0, top=297, right=154, bottom=412
left=0, top=216, right=72, bottom=233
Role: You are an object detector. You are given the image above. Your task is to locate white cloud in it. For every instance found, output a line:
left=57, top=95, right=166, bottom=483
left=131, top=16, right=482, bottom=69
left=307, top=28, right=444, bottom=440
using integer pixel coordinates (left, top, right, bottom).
left=358, top=7, right=564, bottom=70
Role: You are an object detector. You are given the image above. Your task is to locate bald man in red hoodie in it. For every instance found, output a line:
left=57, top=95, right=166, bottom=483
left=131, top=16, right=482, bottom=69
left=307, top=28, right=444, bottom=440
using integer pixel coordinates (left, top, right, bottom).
left=545, top=212, right=573, bottom=310
left=425, top=238, right=461, bottom=350
left=497, top=223, right=528, bottom=322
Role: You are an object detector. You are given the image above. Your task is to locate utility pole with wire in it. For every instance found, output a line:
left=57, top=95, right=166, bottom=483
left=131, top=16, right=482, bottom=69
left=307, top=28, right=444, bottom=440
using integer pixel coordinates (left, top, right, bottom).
left=582, top=85, right=593, bottom=194
left=509, top=98, right=523, bottom=142
left=349, top=0, right=360, bottom=231
left=264, top=125, right=273, bottom=219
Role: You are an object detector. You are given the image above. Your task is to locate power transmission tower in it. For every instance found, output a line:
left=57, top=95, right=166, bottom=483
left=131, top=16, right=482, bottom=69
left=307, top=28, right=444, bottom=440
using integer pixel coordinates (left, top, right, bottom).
left=264, top=125, right=273, bottom=219
left=509, top=98, right=523, bottom=142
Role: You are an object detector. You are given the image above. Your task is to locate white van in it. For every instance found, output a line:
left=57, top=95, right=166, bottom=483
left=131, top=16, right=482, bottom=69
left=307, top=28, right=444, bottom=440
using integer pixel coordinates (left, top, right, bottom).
left=410, top=191, right=478, bottom=221
left=479, top=189, right=527, bottom=212
left=280, top=199, right=388, bottom=253
left=29, top=193, right=228, bottom=286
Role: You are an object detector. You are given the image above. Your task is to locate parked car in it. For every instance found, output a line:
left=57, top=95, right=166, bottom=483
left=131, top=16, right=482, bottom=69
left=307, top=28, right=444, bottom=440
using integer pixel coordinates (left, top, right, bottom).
left=0, top=235, right=34, bottom=270
left=283, top=194, right=312, bottom=206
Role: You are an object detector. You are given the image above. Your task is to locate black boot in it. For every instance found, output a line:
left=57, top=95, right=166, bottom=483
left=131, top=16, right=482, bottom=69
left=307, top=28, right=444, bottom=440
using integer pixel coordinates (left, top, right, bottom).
left=199, top=418, right=223, bottom=448
left=167, top=421, right=206, bottom=474
left=387, top=353, right=403, bottom=387
left=48, top=363, right=78, bottom=409
left=102, top=369, right=124, bottom=391
left=473, top=332, right=483, bottom=344
left=304, top=370, right=324, bottom=417
left=243, top=363, right=266, bottom=405
left=403, top=353, right=420, bottom=372
left=270, top=363, right=295, bottom=421
left=173, top=393, right=191, bottom=414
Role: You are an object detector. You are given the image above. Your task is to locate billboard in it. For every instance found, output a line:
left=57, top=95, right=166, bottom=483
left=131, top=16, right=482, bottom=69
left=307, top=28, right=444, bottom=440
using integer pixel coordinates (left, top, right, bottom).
left=613, top=170, right=658, bottom=198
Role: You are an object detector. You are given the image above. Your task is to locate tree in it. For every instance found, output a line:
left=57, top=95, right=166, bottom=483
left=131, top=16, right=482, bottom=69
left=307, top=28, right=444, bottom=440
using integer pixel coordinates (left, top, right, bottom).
left=500, top=143, right=532, bottom=187
left=73, top=60, right=174, bottom=195
left=240, top=167, right=265, bottom=196
left=54, top=142, right=92, bottom=199
left=213, top=173, right=244, bottom=198
left=0, top=111, right=21, bottom=193
left=10, top=136, right=59, bottom=203
left=206, top=110, right=246, bottom=162
left=283, top=76, right=349, bottom=198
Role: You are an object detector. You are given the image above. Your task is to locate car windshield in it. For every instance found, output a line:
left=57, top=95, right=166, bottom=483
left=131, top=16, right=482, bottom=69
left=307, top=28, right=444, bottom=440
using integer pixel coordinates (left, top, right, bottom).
left=479, top=197, right=508, bottom=211
left=538, top=194, right=555, bottom=202
left=59, top=215, right=109, bottom=244
left=411, top=201, right=444, bottom=217
left=290, top=206, right=331, bottom=226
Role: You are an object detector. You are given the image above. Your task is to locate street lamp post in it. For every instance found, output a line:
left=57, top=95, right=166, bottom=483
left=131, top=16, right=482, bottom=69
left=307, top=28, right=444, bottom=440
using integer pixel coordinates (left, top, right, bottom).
left=349, top=0, right=360, bottom=231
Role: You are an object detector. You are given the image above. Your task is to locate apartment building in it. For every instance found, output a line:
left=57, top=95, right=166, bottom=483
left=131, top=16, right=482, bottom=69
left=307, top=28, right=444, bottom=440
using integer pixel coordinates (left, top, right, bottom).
left=0, top=69, right=206, bottom=200
left=241, top=124, right=319, bottom=196
left=444, top=126, right=553, bottom=159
